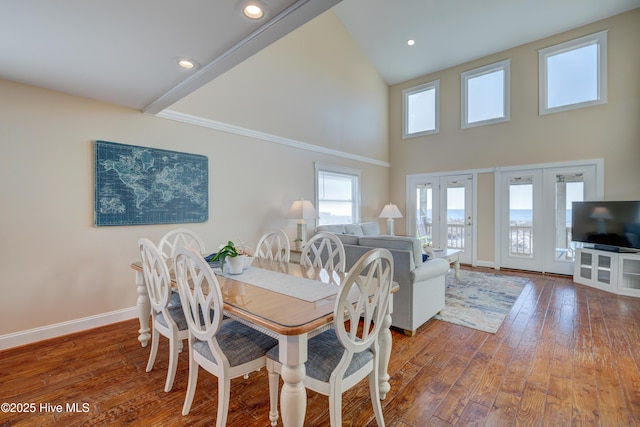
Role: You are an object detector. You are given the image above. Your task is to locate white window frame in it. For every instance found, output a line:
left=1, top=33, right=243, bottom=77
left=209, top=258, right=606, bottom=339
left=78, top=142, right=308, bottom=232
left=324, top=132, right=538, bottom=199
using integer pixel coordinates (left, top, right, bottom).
left=402, top=80, right=440, bottom=138
left=539, top=30, right=607, bottom=115
left=461, top=59, right=511, bottom=129
left=314, top=163, right=361, bottom=225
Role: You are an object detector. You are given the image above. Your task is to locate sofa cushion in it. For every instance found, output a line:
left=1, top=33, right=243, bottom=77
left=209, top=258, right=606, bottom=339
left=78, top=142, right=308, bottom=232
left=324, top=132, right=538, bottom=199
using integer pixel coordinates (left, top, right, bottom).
left=358, top=236, right=422, bottom=266
left=316, top=224, right=346, bottom=234
left=360, top=222, right=381, bottom=236
left=344, top=224, right=364, bottom=236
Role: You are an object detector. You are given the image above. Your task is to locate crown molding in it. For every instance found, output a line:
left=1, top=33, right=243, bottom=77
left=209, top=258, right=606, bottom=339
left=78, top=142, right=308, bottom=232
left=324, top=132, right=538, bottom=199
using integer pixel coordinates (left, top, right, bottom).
left=156, top=110, right=390, bottom=168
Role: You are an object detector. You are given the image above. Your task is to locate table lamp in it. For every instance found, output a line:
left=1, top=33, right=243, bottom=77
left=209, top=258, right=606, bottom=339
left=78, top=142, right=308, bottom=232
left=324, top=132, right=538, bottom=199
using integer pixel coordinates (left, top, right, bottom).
left=379, top=203, right=403, bottom=236
left=288, top=199, right=318, bottom=242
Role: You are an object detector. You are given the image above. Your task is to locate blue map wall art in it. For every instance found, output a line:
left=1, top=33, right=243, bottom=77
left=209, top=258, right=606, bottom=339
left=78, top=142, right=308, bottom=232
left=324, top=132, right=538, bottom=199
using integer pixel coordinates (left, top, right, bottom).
left=94, top=140, right=208, bottom=226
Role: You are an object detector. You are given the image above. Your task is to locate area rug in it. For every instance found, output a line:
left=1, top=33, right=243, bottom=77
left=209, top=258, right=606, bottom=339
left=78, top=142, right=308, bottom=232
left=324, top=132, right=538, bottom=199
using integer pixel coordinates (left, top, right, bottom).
left=434, top=270, right=530, bottom=333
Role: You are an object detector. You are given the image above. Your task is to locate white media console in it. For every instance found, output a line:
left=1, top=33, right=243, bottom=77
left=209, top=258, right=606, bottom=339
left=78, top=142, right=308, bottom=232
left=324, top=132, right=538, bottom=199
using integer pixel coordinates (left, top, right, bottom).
left=574, top=247, right=640, bottom=297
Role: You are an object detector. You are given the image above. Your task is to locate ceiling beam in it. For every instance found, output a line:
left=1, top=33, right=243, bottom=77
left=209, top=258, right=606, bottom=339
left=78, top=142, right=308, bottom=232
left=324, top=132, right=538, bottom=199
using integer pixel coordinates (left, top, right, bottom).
left=143, top=0, right=342, bottom=115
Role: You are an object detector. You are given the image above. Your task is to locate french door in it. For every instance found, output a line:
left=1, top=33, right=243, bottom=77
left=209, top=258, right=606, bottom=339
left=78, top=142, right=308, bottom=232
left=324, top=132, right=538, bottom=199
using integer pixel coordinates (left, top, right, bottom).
left=498, top=163, right=599, bottom=275
left=413, top=174, right=474, bottom=265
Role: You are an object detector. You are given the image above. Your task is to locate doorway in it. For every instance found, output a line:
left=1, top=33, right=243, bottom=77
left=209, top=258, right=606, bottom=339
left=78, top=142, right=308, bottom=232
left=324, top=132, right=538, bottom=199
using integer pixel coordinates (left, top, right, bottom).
left=412, top=174, right=474, bottom=265
left=497, top=162, right=600, bottom=275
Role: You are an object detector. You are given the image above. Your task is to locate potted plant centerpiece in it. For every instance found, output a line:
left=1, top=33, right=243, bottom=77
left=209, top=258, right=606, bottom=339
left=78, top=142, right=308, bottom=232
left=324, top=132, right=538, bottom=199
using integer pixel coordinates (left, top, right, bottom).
left=208, top=241, right=252, bottom=274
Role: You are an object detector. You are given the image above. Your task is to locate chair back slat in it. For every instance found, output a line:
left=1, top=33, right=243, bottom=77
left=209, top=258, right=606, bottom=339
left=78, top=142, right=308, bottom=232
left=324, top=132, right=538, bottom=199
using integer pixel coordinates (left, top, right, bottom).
left=301, top=232, right=346, bottom=273
left=334, top=248, right=393, bottom=353
left=255, top=230, right=290, bottom=262
left=174, top=246, right=225, bottom=342
left=158, top=228, right=206, bottom=273
left=139, top=238, right=172, bottom=312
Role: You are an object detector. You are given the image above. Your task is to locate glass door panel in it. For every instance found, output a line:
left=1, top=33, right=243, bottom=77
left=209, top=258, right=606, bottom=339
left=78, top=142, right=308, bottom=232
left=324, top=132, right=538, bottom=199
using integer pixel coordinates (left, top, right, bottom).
left=543, top=165, right=596, bottom=275
left=446, top=185, right=465, bottom=250
left=441, top=175, right=473, bottom=264
left=501, top=170, right=542, bottom=272
left=508, top=177, right=534, bottom=257
left=499, top=163, right=598, bottom=275
left=416, top=184, right=434, bottom=246
left=554, top=175, right=584, bottom=261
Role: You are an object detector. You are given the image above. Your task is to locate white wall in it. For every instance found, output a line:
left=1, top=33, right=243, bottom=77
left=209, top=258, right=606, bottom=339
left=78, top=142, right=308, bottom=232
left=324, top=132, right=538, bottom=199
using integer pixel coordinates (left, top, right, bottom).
left=0, top=11, right=389, bottom=344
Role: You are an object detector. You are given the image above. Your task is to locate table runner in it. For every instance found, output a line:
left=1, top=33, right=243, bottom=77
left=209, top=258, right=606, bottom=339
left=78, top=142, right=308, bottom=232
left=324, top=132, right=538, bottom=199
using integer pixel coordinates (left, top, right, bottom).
left=216, top=267, right=339, bottom=303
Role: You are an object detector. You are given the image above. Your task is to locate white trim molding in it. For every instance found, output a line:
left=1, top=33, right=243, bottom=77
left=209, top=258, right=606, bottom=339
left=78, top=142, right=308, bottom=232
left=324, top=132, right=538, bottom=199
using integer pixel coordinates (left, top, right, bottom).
left=539, top=30, right=608, bottom=115
left=0, top=307, right=137, bottom=351
left=156, top=110, right=390, bottom=168
left=461, top=59, right=511, bottom=129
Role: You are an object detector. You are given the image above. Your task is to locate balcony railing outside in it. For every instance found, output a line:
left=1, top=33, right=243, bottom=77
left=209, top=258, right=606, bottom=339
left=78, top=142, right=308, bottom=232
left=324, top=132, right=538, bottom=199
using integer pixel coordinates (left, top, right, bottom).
left=417, top=217, right=574, bottom=260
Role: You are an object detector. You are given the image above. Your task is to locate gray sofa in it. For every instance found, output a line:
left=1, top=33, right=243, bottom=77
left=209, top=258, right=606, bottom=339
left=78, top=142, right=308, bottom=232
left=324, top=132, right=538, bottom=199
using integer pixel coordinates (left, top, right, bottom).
left=316, top=222, right=449, bottom=336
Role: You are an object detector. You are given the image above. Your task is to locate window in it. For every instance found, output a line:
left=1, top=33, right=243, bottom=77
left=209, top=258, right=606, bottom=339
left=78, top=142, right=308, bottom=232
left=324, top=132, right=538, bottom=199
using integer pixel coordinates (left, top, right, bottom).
left=315, top=164, right=360, bottom=225
left=461, top=59, right=510, bottom=129
left=403, top=80, right=439, bottom=138
left=539, top=30, right=607, bottom=115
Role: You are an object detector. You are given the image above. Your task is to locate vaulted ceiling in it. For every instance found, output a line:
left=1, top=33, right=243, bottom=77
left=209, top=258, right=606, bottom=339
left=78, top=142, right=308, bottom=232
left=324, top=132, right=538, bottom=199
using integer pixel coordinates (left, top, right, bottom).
left=1, top=0, right=637, bottom=114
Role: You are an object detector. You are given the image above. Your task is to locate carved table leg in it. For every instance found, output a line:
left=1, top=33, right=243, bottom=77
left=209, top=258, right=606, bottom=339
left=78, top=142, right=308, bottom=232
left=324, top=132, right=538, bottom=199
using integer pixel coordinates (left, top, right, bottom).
left=135, top=270, right=151, bottom=347
left=279, top=334, right=308, bottom=427
left=378, top=294, right=393, bottom=400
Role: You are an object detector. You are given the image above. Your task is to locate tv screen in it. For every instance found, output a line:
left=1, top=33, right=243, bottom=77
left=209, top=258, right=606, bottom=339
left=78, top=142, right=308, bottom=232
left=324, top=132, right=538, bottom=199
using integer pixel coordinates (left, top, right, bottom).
left=571, top=201, right=640, bottom=251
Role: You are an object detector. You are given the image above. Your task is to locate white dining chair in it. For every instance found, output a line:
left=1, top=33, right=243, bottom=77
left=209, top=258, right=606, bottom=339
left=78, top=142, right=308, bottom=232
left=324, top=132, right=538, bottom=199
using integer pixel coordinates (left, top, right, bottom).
left=158, top=228, right=206, bottom=273
left=300, top=232, right=346, bottom=273
left=266, top=248, right=394, bottom=427
left=138, top=237, right=190, bottom=392
left=158, top=228, right=206, bottom=307
left=255, top=230, right=290, bottom=262
left=174, top=246, right=278, bottom=425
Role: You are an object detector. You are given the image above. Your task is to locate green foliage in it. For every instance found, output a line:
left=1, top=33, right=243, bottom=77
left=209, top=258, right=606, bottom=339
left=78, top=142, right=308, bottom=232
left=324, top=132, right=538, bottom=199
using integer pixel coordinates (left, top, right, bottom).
left=208, top=241, right=239, bottom=268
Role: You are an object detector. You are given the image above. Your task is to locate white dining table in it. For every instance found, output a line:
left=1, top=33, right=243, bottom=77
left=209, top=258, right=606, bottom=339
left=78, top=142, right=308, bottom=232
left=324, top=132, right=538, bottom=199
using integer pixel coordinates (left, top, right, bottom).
left=131, top=257, right=397, bottom=427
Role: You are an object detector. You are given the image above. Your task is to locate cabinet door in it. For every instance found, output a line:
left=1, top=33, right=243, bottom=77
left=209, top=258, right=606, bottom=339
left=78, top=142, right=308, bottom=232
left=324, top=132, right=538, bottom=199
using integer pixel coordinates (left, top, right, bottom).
left=575, top=250, right=593, bottom=283
left=618, top=255, right=640, bottom=295
left=595, top=252, right=615, bottom=286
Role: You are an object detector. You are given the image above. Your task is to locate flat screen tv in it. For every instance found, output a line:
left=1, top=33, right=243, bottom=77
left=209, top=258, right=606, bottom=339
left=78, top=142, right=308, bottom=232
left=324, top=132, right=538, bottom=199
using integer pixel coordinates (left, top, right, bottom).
left=571, top=201, right=640, bottom=252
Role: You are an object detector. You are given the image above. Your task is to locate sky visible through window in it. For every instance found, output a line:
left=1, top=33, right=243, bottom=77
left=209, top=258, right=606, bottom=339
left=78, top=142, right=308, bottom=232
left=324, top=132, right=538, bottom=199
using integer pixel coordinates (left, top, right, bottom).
left=547, top=43, right=598, bottom=109
left=407, top=87, right=436, bottom=133
left=467, top=69, right=505, bottom=123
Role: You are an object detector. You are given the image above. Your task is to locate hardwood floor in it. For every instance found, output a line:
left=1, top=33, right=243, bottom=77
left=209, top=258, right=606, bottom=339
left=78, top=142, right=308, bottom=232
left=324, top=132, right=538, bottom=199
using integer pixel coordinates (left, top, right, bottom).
left=2, top=268, right=640, bottom=426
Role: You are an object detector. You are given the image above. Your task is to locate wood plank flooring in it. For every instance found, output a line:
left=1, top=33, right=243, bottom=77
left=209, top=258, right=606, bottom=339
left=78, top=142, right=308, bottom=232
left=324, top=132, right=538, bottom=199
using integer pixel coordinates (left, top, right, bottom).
left=2, top=267, right=640, bottom=426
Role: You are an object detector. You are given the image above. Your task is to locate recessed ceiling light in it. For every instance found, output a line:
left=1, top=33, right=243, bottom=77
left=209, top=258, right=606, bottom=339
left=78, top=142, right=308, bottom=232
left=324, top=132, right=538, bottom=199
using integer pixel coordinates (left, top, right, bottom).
left=407, top=39, right=416, bottom=46
left=178, top=59, right=198, bottom=69
left=243, top=3, right=264, bottom=19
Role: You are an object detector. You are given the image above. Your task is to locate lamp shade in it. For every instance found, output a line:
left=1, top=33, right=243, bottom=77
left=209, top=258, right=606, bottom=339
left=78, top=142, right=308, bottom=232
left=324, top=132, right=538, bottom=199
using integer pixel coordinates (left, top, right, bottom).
left=287, top=199, right=318, bottom=220
left=590, top=206, right=612, bottom=220
left=379, top=203, right=403, bottom=219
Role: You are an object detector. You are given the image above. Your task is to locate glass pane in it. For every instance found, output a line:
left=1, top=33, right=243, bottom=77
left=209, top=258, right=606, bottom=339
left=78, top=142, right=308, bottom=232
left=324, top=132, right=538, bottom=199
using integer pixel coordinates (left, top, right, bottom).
left=555, top=176, right=584, bottom=261
left=407, top=88, right=436, bottom=134
left=318, top=171, right=356, bottom=225
left=318, top=201, right=353, bottom=225
left=467, top=69, right=505, bottom=123
left=509, top=178, right=533, bottom=256
left=547, top=43, right=598, bottom=109
left=447, top=185, right=465, bottom=250
left=416, top=184, right=432, bottom=244
left=318, top=172, right=353, bottom=201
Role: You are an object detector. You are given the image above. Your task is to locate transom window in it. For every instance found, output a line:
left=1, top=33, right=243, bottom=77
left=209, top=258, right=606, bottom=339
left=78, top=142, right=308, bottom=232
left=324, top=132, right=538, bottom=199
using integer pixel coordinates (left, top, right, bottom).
left=539, top=30, right=607, bottom=115
left=461, top=59, right=510, bottom=129
left=402, top=80, right=439, bottom=138
left=315, top=164, right=360, bottom=225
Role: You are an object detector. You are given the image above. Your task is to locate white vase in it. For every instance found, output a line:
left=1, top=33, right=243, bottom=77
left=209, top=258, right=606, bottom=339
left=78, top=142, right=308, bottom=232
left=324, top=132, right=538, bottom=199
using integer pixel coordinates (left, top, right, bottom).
left=226, top=256, right=244, bottom=274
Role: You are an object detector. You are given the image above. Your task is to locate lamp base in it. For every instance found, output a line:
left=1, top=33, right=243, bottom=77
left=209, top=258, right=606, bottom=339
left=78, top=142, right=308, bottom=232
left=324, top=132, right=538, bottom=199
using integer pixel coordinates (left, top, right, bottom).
left=386, top=218, right=395, bottom=236
left=297, top=221, right=307, bottom=242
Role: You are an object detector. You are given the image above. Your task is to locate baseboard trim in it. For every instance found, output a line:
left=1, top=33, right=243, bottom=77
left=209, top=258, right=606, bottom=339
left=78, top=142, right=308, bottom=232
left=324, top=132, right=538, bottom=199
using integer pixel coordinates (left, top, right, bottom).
left=0, top=307, right=138, bottom=351
left=474, top=260, right=495, bottom=269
